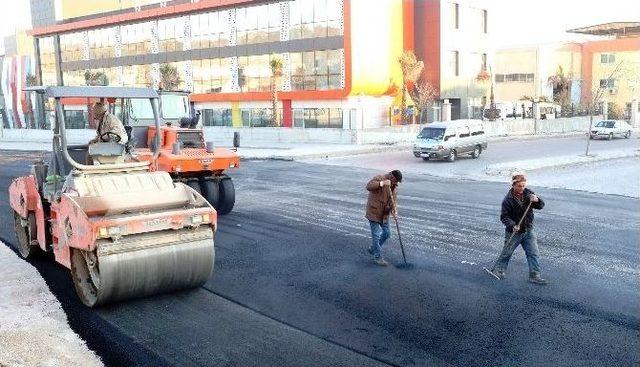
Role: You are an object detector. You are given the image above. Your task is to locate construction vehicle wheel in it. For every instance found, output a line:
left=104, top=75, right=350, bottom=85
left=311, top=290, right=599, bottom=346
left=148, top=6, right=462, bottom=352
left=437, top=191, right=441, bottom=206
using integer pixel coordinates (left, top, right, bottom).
left=186, top=180, right=202, bottom=195
left=218, top=178, right=235, bottom=215
left=70, top=248, right=101, bottom=307
left=202, top=179, right=220, bottom=209
left=13, top=212, right=39, bottom=259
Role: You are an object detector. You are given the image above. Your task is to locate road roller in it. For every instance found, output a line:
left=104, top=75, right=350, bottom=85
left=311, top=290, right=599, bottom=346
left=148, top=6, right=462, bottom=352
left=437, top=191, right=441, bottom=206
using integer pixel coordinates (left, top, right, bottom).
left=9, top=86, right=216, bottom=307
left=127, top=90, right=240, bottom=215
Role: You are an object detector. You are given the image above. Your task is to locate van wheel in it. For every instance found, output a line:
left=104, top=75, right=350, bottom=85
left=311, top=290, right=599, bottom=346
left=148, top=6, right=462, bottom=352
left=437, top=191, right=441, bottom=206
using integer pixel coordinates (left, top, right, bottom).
left=447, top=150, right=457, bottom=162
left=471, top=146, right=481, bottom=159
left=625, top=130, right=631, bottom=139
left=422, top=157, right=430, bottom=161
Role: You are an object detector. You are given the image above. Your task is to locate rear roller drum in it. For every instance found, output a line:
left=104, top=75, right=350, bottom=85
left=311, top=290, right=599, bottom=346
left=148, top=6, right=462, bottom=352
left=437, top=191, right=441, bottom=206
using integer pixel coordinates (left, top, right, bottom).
left=202, top=179, right=220, bottom=209
left=217, top=178, right=235, bottom=215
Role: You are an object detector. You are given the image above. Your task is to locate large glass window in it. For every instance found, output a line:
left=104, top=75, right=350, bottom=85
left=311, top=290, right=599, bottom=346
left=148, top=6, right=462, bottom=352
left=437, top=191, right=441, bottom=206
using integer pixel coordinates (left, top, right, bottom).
left=38, top=37, right=57, bottom=86
left=201, top=108, right=232, bottom=126
left=289, top=0, right=342, bottom=40
left=192, top=58, right=233, bottom=93
left=158, top=17, right=185, bottom=52
left=88, top=27, right=116, bottom=59
left=290, top=49, right=342, bottom=90
left=293, top=108, right=342, bottom=128
left=122, top=64, right=153, bottom=87
left=191, top=11, right=229, bottom=49
left=236, top=3, right=280, bottom=45
left=60, top=32, right=85, bottom=62
left=121, top=22, right=153, bottom=56
left=237, top=54, right=281, bottom=92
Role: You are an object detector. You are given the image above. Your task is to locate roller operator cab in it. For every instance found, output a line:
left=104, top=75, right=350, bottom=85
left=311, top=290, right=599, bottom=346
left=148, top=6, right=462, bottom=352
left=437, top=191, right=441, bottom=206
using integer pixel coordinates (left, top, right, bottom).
left=128, top=90, right=239, bottom=215
left=413, top=120, right=488, bottom=162
left=9, top=86, right=217, bottom=307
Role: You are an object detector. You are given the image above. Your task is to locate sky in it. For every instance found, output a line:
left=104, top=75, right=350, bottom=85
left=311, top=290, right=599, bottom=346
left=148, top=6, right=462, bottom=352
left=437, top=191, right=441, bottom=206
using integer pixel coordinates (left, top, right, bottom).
left=0, top=0, right=639, bottom=53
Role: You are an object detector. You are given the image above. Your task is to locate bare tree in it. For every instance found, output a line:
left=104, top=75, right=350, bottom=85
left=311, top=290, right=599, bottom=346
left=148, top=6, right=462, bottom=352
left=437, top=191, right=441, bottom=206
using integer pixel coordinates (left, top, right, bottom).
left=398, top=51, right=424, bottom=124
left=269, top=56, right=284, bottom=127
left=584, top=61, right=624, bottom=156
left=412, top=79, right=438, bottom=124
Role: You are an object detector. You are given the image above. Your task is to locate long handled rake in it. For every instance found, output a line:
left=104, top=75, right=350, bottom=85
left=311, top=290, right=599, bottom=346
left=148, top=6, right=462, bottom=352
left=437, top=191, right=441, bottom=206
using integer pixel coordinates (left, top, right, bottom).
left=387, top=186, right=412, bottom=269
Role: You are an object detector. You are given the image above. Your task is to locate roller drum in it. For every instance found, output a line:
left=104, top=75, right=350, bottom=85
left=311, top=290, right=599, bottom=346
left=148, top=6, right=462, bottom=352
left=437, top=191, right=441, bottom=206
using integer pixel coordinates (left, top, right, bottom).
left=71, top=226, right=214, bottom=307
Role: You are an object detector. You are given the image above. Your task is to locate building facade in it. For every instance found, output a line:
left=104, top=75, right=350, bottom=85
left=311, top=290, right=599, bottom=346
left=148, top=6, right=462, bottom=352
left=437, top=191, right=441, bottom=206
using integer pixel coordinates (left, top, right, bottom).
left=15, top=0, right=490, bottom=130
left=495, top=22, right=639, bottom=124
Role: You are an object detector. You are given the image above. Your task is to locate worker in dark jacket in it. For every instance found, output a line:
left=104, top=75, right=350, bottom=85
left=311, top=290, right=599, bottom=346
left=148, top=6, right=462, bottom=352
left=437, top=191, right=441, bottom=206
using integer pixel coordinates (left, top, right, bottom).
left=365, top=170, right=402, bottom=266
left=488, top=172, right=547, bottom=284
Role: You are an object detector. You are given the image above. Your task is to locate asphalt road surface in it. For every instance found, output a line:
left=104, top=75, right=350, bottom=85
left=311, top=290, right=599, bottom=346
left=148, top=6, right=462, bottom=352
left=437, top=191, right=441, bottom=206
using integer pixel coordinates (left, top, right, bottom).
left=1, top=150, right=638, bottom=367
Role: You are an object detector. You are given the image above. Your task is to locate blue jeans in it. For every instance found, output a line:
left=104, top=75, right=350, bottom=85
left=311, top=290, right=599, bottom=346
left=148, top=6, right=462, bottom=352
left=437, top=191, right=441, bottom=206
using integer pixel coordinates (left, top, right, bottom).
left=492, top=229, right=541, bottom=275
left=369, top=220, right=390, bottom=259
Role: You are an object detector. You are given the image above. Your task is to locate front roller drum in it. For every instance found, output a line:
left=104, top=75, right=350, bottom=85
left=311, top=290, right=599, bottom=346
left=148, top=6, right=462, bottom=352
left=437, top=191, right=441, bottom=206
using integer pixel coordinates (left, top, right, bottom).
left=71, top=226, right=214, bottom=307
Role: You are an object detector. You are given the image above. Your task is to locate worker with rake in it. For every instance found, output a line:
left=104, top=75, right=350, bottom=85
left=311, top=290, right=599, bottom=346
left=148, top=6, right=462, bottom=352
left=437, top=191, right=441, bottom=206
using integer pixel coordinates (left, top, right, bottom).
left=487, top=172, right=548, bottom=285
left=365, top=170, right=402, bottom=266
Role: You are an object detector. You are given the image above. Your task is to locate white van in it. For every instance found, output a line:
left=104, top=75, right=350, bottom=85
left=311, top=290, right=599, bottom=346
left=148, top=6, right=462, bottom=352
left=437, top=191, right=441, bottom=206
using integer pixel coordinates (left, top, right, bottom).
left=412, top=120, right=488, bottom=162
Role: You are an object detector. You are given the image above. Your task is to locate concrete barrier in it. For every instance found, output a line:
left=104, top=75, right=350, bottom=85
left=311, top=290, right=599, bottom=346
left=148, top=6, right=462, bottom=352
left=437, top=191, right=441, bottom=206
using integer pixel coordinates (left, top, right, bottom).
left=0, top=116, right=602, bottom=146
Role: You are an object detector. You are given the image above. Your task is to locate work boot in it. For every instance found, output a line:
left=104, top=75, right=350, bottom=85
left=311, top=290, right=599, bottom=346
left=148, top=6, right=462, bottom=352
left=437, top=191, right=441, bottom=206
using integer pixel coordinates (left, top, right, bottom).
left=529, top=273, right=548, bottom=285
left=373, top=257, right=388, bottom=267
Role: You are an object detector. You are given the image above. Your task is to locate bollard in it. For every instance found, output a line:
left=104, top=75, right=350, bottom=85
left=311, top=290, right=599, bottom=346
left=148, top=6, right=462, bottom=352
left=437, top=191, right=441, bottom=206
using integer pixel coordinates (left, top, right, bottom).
left=233, top=131, right=240, bottom=148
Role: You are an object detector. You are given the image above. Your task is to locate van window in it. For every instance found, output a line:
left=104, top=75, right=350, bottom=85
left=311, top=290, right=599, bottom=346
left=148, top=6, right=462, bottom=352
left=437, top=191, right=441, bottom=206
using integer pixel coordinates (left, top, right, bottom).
left=457, top=126, right=470, bottom=138
left=471, top=130, right=484, bottom=136
left=444, top=133, right=456, bottom=141
left=418, top=127, right=445, bottom=140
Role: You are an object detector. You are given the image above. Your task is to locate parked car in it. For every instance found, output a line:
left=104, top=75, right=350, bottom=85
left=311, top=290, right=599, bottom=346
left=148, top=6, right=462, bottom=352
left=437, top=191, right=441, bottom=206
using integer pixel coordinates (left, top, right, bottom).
left=590, top=120, right=632, bottom=140
left=413, top=120, right=488, bottom=162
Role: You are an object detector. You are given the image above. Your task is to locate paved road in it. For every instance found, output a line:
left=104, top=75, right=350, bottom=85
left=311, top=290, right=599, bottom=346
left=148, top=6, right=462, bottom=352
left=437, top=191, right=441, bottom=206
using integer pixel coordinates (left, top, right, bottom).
left=310, top=135, right=640, bottom=181
left=1, top=150, right=638, bottom=366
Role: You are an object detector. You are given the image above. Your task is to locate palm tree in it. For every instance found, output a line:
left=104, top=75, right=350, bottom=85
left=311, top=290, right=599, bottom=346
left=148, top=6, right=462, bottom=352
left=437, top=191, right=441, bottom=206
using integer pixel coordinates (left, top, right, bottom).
left=269, top=56, right=284, bottom=127
left=159, top=63, right=182, bottom=90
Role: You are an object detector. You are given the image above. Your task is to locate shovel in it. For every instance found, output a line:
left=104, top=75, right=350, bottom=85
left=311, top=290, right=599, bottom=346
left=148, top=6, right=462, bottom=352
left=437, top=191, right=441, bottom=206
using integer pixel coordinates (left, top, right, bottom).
left=387, top=187, right=413, bottom=269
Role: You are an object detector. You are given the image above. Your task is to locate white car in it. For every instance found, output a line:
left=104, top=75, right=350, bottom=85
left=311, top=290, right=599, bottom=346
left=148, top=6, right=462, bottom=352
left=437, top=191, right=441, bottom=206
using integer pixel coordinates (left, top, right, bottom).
left=590, top=120, right=632, bottom=140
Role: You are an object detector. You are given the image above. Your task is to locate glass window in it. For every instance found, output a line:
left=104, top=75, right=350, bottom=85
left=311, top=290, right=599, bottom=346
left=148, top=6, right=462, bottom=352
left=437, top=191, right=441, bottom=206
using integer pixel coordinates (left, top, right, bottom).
left=121, top=22, right=152, bottom=56
left=289, top=0, right=343, bottom=40
left=237, top=4, right=280, bottom=45
left=452, top=3, right=459, bottom=29
left=60, top=32, right=85, bottom=62
left=161, top=94, right=189, bottom=119
left=88, top=27, right=116, bottom=59
left=290, top=49, right=343, bottom=91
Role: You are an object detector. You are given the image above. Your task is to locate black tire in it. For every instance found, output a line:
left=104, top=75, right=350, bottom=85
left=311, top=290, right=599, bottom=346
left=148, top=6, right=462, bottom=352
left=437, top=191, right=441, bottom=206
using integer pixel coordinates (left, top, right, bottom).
left=608, top=133, right=613, bottom=140
left=217, top=178, right=235, bottom=215
left=14, top=212, right=39, bottom=259
left=202, top=179, right=220, bottom=209
left=625, top=130, right=631, bottom=139
left=186, top=179, right=202, bottom=195
left=422, top=157, right=430, bottom=161
left=471, top=146, right=481, bottom=159
left=447, top=149, right=457, bottom=162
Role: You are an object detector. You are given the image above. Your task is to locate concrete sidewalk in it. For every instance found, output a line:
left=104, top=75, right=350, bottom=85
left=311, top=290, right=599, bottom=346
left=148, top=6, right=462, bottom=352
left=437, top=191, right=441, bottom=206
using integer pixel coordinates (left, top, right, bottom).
left=0, top=243, right=103, bottom=367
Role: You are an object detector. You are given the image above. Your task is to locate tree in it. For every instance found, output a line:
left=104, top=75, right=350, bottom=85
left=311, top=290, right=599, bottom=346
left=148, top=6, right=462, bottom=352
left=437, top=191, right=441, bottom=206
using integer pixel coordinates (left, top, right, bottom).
left=412, top=79, right=438, bottom=124
left=584, top=61, right=625, bottom=156
left=269, top=56, right=283, bottom=127
left=398, top=51, right=424, bottom=124
left=159, top=63, right=182, bottom=90
left=84, top=70, right=109, bottom=86
left=25, top=73, right=38, bottom=87
left=547, top=65, right=571, bottom=108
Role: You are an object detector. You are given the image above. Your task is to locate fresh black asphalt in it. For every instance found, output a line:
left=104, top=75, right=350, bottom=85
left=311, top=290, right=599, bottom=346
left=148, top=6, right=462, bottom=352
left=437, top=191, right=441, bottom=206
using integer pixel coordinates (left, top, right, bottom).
left=1, top=150, right=638, bottom=366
